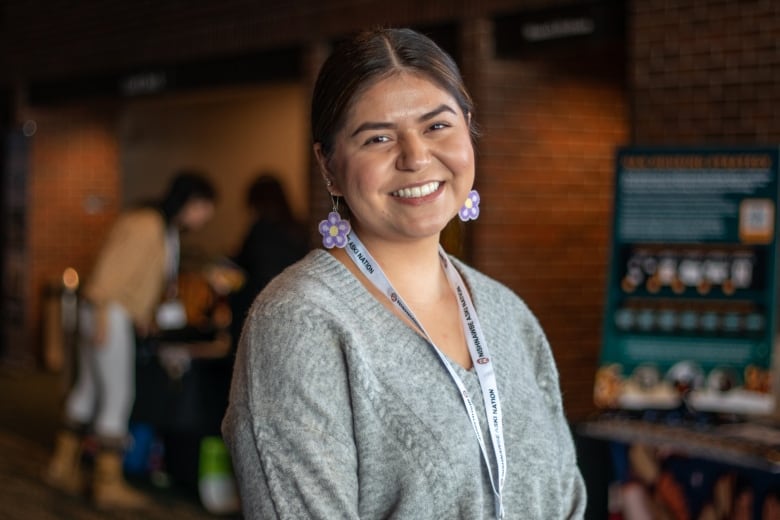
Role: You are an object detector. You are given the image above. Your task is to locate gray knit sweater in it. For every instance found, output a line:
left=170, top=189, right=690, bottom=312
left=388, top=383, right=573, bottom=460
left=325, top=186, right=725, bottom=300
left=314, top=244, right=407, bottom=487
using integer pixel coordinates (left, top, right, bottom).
left=222, top=250, right=586, bottom=519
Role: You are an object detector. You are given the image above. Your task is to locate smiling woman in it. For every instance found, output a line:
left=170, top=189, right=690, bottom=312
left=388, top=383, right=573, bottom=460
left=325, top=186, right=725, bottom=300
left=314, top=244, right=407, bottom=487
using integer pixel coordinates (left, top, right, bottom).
left=222, top=27, right=586, bottom=520
left=316, top=72, right=475, bottom=244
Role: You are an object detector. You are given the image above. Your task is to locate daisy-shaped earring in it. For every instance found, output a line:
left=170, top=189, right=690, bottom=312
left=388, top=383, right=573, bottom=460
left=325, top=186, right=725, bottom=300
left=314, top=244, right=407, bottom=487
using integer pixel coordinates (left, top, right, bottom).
left=459, top=190, right=480, bottom=222
left=319, top=196, right=351, bottom=249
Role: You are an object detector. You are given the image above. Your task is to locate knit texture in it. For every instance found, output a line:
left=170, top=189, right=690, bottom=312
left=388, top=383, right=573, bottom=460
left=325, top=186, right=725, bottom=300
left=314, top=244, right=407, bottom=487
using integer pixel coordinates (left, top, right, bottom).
left=222, top=250, right=586, bottom=519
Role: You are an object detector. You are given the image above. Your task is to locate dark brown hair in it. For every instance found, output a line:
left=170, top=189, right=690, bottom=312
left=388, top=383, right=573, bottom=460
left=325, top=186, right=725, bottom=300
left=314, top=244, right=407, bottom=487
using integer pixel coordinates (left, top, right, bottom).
left=246, top=173, right=295, bottom=223
left=311, top=27, right=478, bottom=159
left=159, top=170, right=217, bottom=224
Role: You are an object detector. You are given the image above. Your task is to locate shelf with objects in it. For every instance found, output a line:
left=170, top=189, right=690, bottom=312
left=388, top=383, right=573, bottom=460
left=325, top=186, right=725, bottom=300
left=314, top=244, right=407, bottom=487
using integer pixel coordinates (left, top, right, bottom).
left=579, top=146, right=780, bottom=520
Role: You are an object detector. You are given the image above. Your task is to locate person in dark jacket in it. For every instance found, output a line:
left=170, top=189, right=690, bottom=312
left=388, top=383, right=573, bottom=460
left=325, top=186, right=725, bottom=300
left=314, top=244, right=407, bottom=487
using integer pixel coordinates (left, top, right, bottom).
left=229, top=173, right=309, bottom=345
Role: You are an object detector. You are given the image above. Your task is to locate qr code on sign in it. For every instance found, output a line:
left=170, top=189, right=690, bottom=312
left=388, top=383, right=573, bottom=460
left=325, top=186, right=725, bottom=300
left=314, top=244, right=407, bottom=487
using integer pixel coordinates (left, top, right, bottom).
left=739, top=199, right=774, bottom=244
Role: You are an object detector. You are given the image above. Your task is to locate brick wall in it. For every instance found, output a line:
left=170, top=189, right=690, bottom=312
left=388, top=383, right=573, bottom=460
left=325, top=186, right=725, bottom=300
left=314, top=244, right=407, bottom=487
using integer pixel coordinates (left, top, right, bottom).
left=631, top=0, right=780, bottom=144
left=471, top=31, right=628, bottom=419
left=25, top=104, right=120, bottom=363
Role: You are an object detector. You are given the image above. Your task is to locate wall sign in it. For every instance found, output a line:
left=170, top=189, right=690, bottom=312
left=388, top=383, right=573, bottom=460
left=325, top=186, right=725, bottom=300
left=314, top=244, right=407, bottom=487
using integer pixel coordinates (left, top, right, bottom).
left=493, top=0, right=625, bottom=58
left=596, top=147, right=779, bottom=415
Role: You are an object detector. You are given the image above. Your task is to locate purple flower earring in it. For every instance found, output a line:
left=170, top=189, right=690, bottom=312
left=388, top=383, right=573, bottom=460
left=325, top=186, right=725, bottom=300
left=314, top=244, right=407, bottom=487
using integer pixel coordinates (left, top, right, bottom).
left=459, top=189, right=480, bottom=222
left=319, top=184, right=351, bottom=249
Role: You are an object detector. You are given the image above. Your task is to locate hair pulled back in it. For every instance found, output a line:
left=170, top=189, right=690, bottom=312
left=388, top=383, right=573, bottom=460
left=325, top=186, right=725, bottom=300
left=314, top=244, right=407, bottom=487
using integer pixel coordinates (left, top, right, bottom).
left=311, top=27, right=477, bottom=158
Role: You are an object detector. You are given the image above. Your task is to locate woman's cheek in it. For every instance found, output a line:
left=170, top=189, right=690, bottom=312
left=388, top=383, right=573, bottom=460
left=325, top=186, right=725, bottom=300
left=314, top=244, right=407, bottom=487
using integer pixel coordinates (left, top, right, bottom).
left=448, top=147, right=476, bottom=177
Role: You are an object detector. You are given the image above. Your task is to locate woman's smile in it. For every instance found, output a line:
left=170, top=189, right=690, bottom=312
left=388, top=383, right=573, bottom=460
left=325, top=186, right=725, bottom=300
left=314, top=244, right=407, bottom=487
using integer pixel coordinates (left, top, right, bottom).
left=391, top=180, right=443, bottom=200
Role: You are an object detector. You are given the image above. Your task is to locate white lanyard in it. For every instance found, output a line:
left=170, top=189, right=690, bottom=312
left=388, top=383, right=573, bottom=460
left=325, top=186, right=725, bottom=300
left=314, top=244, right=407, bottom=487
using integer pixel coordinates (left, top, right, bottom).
left=344, top=232, right=507, bottom=519
left=165, top=226, right=180, bottom=296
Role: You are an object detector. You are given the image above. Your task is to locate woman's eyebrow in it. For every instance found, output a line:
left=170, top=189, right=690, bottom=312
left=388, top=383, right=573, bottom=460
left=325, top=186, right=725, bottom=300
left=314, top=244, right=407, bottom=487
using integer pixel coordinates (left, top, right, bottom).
left=350, top=104, right=458, bottom=137
left=419, top=104, right=457, bottom=122
left=350, top=121, right=394, bottom=137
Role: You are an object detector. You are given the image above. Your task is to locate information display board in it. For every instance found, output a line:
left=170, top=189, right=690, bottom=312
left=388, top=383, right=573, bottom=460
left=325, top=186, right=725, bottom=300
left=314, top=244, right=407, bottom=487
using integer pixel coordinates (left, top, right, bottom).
left=595, top=147, right=780, bottom=414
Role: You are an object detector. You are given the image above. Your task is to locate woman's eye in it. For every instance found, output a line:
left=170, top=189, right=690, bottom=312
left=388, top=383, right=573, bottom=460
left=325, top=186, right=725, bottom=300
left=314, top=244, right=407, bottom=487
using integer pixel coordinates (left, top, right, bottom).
left=429, top=122, right=451, bottom=131
left=364, top=135, right=390, bottom=145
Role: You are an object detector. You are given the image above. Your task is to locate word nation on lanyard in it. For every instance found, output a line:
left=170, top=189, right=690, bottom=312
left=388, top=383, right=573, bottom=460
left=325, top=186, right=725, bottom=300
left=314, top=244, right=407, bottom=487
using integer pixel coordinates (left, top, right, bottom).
left=344, top=232, right=507, bottom=519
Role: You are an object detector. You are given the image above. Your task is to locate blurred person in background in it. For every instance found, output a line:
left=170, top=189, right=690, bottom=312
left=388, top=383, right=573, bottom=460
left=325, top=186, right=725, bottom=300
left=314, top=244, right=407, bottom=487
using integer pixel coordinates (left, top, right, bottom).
left=43, top=171, right=217, bottom=509
left=228, top=173, right=308, bottom=347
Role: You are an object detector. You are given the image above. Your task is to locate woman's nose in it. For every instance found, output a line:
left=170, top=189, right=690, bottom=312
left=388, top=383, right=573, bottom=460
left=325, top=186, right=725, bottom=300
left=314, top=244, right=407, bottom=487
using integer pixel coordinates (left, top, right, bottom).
left=396, top=133, right=431, bottom=171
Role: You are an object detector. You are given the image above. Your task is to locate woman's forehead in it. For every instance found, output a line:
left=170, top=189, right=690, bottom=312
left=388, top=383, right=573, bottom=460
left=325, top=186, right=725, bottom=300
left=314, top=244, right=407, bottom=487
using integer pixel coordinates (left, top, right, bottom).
left=346, top=72, right=459, bottom=119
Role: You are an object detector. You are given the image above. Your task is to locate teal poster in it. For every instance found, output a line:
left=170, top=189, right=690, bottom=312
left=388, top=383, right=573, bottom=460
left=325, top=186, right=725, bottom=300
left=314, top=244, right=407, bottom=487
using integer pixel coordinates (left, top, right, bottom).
left=596, top=147, right=779, bottom=414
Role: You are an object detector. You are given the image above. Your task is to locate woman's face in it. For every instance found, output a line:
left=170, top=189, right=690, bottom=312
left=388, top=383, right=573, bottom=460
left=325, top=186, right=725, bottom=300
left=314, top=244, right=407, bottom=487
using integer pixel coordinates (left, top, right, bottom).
left=177, top=198, right=215, bottom=231
left=318, top=72, right=475, bottom=245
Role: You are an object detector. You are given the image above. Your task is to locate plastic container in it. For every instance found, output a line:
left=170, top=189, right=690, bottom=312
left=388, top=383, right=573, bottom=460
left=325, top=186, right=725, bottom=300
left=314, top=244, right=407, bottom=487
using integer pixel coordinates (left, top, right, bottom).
left=198, top=436, right=240, bottom=515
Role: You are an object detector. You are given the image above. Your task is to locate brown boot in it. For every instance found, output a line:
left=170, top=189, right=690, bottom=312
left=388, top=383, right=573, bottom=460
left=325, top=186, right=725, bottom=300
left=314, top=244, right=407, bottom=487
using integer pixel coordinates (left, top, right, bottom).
left=92, top=449, right=151, bottom=509
left=42, top=430, right=85, bottom=496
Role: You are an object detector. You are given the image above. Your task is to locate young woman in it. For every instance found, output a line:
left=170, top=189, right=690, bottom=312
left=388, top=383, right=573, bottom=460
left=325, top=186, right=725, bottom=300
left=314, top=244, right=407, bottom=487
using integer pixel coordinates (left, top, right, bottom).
left=44, top=171, right=216, bottom=509
left=223, top=28, right=586, bottom=519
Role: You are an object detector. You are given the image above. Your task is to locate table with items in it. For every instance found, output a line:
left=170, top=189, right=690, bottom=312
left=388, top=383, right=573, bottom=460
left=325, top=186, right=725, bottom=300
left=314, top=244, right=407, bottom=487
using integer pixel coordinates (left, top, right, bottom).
left=578, top=410, right=780, bottom=519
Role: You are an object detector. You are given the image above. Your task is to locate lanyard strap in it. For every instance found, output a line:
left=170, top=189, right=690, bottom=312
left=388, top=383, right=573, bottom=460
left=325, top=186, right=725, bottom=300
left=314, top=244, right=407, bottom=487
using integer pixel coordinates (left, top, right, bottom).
left=344, top=233, right=506, bottom=518
left=165, top=226, right=180, bottom=296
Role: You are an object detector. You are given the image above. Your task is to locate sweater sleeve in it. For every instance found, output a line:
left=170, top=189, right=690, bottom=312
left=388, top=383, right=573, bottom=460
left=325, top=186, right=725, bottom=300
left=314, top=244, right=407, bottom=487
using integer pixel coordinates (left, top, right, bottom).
left=222, top=296, right=360, bottom=520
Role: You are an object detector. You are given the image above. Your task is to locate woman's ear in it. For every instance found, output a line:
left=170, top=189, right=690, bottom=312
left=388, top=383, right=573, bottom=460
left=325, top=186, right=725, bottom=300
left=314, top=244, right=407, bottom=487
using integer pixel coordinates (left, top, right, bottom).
left=313, top=143, right=342, bottom=196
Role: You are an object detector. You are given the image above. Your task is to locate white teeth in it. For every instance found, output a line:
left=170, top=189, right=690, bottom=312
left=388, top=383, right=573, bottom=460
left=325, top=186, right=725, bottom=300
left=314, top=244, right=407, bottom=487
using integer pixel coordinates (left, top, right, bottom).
left=393, top=181, right=440, bottom=199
